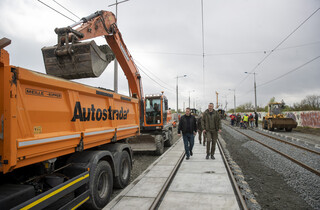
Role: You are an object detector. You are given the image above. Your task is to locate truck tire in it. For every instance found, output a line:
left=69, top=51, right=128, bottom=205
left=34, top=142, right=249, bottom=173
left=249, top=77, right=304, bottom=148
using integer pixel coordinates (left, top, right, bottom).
left=268, top=120, right=274, bottom=131
left=155, top=135, right=164, bottom=155
left=164, top=130, right=173, bottom=147
left=86, top=161, right=113, bottom=210
left=114, top=151, right=131, bottom=189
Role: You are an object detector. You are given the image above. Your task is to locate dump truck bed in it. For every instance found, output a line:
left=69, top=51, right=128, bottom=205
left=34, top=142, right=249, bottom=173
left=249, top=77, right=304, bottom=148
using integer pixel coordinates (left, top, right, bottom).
left=0, top=64, right=139, bottom=174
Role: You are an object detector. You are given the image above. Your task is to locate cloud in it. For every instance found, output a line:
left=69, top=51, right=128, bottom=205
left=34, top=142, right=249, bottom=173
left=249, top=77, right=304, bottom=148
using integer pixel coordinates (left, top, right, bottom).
left=1, top=0, right=319, bottom=111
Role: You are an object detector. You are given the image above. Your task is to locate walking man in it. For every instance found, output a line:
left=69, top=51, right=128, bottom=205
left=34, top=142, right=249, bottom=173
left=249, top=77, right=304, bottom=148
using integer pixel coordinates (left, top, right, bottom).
left=178, top=107, right=197, bottom=160
left=197, top=113, right=206, bottom=146
left=202, top=103, right=222, bottom=159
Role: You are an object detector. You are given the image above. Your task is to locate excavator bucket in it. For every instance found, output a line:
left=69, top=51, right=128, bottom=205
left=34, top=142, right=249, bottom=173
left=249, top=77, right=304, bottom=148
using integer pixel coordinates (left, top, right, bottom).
left=271, top=118, right=297, bottom=131
left=127, top=134, right=157, bottom=152
left=41, top=40, right=115, bottom=79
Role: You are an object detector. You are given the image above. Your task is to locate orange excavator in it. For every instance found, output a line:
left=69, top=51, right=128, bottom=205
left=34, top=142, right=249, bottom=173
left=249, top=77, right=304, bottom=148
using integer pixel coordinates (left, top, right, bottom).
left=0, top=10, right=173, bottom=209
left=42, top=10, right=174, bottom=155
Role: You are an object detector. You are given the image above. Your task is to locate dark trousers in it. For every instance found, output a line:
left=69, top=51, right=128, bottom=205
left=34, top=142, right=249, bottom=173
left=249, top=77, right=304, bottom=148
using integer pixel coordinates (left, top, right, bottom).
left=183, top=133, right=194, bottom=158
left=206, top=131, right=218, bottom=156
left=198, top=130, right=206, bottom=145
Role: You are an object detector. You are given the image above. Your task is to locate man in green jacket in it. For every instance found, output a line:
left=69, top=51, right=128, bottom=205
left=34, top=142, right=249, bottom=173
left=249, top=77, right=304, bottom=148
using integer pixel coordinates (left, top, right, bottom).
left=202, top=103, right=222, bottom=159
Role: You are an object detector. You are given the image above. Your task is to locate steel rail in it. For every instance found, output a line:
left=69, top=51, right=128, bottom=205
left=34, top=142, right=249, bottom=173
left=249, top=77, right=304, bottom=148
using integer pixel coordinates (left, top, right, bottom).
left=149, top=149, right=185, bottom=210
left=253, top=130, right=320, bottom=156
left=227, top=125, right=320, bottom=176
left=217, top=138, right=249, bottom=210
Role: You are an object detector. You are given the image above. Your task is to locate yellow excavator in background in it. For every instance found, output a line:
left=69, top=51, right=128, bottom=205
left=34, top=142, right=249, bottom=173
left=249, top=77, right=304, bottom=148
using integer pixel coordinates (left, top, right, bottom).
left=262, top=102, right=297, bottom=132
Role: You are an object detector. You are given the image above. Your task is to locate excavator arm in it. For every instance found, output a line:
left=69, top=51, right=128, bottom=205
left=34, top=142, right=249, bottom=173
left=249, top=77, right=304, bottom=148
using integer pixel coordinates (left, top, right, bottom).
left=42, top=10, right=143, bottom=99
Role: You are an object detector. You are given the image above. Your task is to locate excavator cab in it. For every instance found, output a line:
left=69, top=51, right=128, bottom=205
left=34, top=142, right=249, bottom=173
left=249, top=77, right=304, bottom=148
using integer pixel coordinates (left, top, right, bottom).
left=128, top=93, right=173, bottom=155
left=144, top=94, right=169, bottom=127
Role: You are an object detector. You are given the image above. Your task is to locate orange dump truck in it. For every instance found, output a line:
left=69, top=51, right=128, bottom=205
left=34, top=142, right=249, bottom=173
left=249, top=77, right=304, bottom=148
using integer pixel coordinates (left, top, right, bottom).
left=0, top=11, right=143, bottom=210
left=0, top=10, right=173, bottom=210
left=0, top=39, right=138, bottom=210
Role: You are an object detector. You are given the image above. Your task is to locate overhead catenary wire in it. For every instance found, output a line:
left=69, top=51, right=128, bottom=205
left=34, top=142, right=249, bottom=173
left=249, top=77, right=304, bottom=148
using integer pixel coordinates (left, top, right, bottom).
left=257, top=55, right=320, bottom=88
left=133, top=40, right=320, bottom=57
left=134, top=59, right=175, bottom=90
left=37, top=0, right=76, bottom=22
left=241, top=55, right=320, bottom=96
left=52, top=0, right=81, bottom=19
left=235, top=7, right=320, bottom=88
left=135, top=64, right=175, bottom=93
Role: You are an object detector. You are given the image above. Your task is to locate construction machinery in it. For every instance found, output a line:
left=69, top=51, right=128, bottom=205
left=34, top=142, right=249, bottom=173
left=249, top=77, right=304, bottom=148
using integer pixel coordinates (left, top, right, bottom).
left=0, top=10, right=172, bottom=210
left=128, top=93, right=173, bottom=155
left=262, top=102, right=297, bottom=132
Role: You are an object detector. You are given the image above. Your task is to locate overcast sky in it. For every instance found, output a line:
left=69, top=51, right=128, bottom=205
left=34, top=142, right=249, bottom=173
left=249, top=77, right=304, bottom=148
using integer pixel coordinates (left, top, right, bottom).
left=1, top=0, right=319, bottom=111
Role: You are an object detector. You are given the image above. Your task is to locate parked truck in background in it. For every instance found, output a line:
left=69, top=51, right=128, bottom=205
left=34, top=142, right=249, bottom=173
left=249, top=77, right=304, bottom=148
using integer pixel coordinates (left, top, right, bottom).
left=0, top=10, right=173, bottom=210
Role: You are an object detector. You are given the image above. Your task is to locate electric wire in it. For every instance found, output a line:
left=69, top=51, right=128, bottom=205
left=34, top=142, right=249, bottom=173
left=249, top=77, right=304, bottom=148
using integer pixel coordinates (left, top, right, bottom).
left=257, top=55, right=320, bottom=88
left=135, top=64, right=175, bottom=93
left=241, top=55, right=320, bottom=96
left=37, top=0, right=76, bottom=22
left=134, top=40, right=320, bottom=57
left=235, top=7, right=320, bottom=88
left=52, top=0, right=81, bottom=19
left=134, top=59, right=175, bottom=90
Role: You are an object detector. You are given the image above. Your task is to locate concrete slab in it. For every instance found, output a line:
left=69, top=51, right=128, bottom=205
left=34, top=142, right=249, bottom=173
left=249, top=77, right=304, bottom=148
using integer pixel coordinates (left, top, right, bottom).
left=159, top=191, right=239, bottom=210
left=178, top=161, right=226, bottom=174
left=110, top=197, right=154, bottom=210
left=169, top=173, right=234, bottom=195
left=157, top=155, right=181, bottom=166
left=105, top=135, right=239, bottom=210
left=186, top=153, right=223, bottom=162
left=145, top=165, right=175, bottom=178
left=126, top=177, right=167, bottom=197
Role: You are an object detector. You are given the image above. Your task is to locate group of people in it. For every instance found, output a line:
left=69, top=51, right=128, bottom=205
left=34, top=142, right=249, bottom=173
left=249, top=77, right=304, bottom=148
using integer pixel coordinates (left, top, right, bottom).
left=230, top=112, right=259, bottom=129
left=178, top=103, right=221, bottom=160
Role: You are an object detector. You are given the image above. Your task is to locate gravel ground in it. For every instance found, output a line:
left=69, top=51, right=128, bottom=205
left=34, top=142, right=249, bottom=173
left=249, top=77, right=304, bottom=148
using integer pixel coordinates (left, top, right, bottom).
left=221, top=123, right=319, bottom=209
left=242, top=129, right=320, bottom=171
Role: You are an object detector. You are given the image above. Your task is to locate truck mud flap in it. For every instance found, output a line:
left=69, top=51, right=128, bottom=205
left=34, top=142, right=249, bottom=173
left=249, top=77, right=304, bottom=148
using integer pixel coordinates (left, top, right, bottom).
left=12, top=171, right=89, bottom=210
left=42, top=40, right=115, bottom=79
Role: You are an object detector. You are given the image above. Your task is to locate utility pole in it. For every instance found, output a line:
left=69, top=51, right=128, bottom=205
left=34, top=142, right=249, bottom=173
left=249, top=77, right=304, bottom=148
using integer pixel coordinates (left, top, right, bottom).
left=229, top=89, right=236, bottom=114
left=108, top=0, right=130, bottom=93
left=215, top=91, right=219, bottom=109
left=245, top=72, right=258, bottom=112
left=176, top=75, right=187, bottom=114
left=188, top=90, right=195, bottom=108
left=201, top=0, right=205, bottom=100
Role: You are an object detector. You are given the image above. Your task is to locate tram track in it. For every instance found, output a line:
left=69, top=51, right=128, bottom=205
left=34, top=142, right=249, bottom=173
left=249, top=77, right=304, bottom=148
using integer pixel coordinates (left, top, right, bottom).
left=224, top=123, right=320, bottom=177
left=253, top=130, right=320, bottom=156
left=217, top=139, right=249, bottom=210
left=148, top=137, right=249, bottom=210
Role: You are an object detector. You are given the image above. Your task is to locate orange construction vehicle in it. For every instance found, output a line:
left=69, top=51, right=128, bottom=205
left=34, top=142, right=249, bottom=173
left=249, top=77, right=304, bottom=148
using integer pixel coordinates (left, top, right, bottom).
left=0, top=10, right=173, bottom=210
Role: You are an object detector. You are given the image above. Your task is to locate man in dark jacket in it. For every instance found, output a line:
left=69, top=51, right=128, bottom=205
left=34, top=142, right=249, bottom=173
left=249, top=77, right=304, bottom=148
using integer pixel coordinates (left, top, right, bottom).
left=178, top=107, right=197, bottom=160
left=202, top=103, right=222, bottom=159
left=254, top=112, right=259, bottom=128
